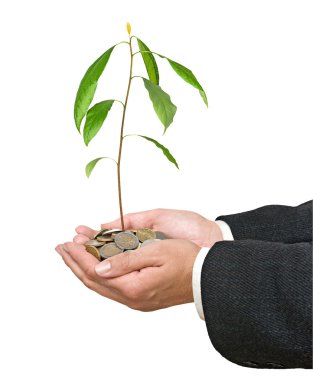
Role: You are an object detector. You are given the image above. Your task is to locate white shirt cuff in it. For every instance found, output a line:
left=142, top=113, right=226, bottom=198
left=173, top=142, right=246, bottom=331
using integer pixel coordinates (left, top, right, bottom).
left=192, top=220, right=234, bottom=320
left=215, top=220, right=234, bottom=240
left=192, top=247, right=211, bottom=320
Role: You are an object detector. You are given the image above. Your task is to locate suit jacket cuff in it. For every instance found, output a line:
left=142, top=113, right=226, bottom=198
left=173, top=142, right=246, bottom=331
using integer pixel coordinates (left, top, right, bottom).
left=200, top=240, right=313, bottom=368
left=192, top=221, right=234, bottom=320
left=215, top=201, right=312, bottom=243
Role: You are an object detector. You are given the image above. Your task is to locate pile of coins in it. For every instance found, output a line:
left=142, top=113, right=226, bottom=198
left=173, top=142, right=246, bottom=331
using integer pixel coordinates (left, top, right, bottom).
left=84, top=228, right=168, bottom=261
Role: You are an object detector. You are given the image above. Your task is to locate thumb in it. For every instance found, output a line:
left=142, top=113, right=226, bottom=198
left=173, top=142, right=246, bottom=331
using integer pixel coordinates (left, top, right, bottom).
left=95, top=248, right=160, bottom=278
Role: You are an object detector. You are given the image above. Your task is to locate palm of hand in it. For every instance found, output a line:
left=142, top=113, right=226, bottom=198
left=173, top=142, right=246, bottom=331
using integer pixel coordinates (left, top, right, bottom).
left=59, top=208, right=223, bottom=311
left=152, top=210, right=214, bottom=246
left=74, top=209, right=222, bottom=248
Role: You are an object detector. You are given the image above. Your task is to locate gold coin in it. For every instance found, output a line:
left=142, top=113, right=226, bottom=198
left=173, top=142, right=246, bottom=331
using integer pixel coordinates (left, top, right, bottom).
left=114, top=232, right=139, bottom=250
left=100, top=243, right=123, bottom=259
left=85, top=239, right=104, bottom=247
left=85, top=245, right=101, bottom=260
left=136, top=228, right=156, bottom=242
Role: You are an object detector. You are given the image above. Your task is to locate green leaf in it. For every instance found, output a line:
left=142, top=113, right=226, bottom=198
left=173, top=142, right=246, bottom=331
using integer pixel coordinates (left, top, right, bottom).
left=85, top=157, right=116, bottom=178
left=135, top=135, right=179, bottom=169
left=83, top=100, right=114, bottom=146
left=142, top=78, right=177, bottom=133
left=167, top=59, right=208, bottom=107
left=137, top=38, right=159, bottom=85
left=150, top=52, right=208, bottom=107
left=74, top=45, right=115, bottom=132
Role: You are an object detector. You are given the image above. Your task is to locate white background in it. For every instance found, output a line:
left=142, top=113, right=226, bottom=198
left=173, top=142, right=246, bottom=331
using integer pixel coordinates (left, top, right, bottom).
left=0, top=0, right=312, bottom=378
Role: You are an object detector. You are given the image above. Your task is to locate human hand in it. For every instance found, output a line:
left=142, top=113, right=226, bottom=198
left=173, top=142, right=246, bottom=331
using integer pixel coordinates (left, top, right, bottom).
left=55, top=238, right=200, bottom=311
left=73, top=209, right=223, bottom=247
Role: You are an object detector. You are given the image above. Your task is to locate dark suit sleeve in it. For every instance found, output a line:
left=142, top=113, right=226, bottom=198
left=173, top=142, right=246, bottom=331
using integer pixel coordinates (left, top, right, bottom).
left=201, top=240, right=312, bottom=368
left=216, top=200, right=312, bottom=243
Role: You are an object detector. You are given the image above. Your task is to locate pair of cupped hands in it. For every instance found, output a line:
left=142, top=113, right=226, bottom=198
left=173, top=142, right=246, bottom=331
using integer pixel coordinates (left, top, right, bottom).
left=55, top=209, right=223, bottom=312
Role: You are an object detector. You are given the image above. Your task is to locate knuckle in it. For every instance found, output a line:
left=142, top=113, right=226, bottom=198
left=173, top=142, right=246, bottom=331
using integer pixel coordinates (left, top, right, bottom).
left=126, top=288, right=141, bottom=301
left=85, top=266, right=95, bottom=280
left=124, top=285, right=157, bottom=312
left=128, top=303, right=144, bottom=311
left=128, top=302, right=154, bottom=312
left=124, top=283, right=144, bottom=301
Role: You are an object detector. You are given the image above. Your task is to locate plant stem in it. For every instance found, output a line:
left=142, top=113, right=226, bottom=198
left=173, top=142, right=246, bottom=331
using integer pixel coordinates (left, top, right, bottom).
left=132, top=50, right=160, bottom=57
left=117, top=37, right=133, bottom=230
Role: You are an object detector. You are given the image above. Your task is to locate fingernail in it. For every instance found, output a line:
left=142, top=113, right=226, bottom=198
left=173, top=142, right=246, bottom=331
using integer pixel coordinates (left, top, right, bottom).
left=95, top=261, right=111, bottom=276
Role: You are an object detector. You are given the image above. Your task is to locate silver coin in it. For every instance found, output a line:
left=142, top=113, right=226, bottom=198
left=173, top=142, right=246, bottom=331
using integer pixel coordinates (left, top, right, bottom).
left=155, top=231, right=169, bottom=240
left=99, top=243, right=123, bottom=259
left=114, top=232, right=139, bottom=250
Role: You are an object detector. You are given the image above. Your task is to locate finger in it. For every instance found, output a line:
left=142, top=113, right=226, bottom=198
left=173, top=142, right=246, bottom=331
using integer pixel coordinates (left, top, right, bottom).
left=95, top=245, right=162, bottom=278
left=101, top=210, right=156, bottom=230
left=56, top=245, right=124, bottom=301
left=73, top=234, right=90, bottom=244
left=55, top=244, right=85, bottom=280
left=63, top=242, right=99, bottom=278
left=75, top=225, right=97, bottom=239
left=61, top=242, right=132, bottom=292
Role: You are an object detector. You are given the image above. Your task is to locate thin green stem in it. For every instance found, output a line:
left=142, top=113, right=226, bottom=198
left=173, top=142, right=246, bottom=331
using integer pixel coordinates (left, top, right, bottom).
left=117, top=36, right=134, bottom=230
left=105, top=157, right=118, bottom=165
left=114, top=99, right=125, bottom=107
left=129, top=36, right=162, bottom=57
left=131, top=75, right=145, bottom=80
left=122, top=134, right=136, bottom=139
left=116, top=41, right=130, bottom=46
left=132, top=50, right=160, bottom=57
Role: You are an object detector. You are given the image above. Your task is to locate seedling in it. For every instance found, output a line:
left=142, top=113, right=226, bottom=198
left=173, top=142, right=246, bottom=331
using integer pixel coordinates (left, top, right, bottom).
left=74, top=23, right=208, bottom=230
